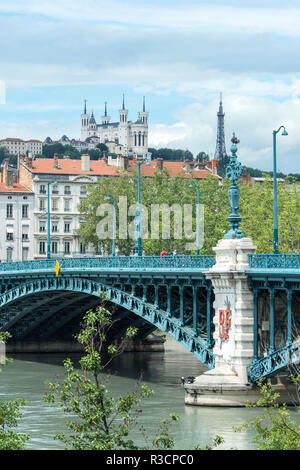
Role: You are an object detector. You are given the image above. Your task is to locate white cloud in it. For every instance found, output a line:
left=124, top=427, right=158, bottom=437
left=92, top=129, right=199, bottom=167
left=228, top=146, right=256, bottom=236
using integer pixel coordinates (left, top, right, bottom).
left=149, top=95, right=300, bottom=173
left=1, top=1, right=300, bottom=37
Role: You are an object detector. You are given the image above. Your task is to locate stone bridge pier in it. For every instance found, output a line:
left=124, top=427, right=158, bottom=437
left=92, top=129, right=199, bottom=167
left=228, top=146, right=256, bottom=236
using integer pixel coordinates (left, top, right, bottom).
left=184, top=237, right=259, bottom=406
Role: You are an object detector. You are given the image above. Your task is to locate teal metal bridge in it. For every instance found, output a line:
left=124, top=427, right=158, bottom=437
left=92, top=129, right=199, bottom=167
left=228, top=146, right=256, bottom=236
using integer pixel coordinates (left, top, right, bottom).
left=0, top=254, right=299, bottom=382
left=246, top=254, right=300, bottom=382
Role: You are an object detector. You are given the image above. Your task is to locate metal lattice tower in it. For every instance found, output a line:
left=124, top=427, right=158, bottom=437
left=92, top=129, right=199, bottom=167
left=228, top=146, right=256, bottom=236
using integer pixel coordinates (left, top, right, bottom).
left=214, top=93, right=227, bottom=161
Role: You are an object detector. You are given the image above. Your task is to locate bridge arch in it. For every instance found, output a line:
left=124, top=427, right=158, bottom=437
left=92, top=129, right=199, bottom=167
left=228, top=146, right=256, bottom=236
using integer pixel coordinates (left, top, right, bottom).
left=0, top=277, right=215, bottom=369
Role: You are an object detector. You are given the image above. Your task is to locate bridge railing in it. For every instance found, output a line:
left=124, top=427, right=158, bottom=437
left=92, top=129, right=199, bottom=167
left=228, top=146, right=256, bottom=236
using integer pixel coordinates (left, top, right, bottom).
left=248, top=254, right=300, bottom=270
left=0, top=255, right=217, bottom=273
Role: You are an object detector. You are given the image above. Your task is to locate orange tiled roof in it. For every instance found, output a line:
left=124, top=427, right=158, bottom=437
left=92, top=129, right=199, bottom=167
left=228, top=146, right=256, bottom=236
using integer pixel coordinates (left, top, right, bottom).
left=0, top=138, right=42, bottom=143
left=0, top=182, right=32, bottom=193
left=30, top=158, right=213, bottom=179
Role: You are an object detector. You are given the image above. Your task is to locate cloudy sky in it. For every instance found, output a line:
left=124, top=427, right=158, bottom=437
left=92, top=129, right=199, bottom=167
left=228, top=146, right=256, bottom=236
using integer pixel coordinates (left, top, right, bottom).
left=0, top=0, right=300, bottom=172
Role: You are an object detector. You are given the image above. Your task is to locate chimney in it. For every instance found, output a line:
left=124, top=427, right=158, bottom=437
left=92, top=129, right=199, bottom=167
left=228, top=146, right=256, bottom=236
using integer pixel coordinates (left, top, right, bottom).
left=183, top=159, right=193, bottom=172
left=211, top=159, right=218, bottom=175
left=54, top=153, right=59, bottom=169
left=81, top=153, right=90, bottom=172
left=27, top=152, right=33, bottom=169
left=3, top=159, right=13, bottom=187
left=157, top=158, right=163, bottom=171
left=119, top=155, right=129, bottom=170
left=7, top=170, right=13, bottom=188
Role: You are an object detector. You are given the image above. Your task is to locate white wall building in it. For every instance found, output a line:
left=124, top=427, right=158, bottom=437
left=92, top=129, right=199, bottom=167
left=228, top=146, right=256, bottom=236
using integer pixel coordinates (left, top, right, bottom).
left=0, top=138, right=43, bottom=156
left=0, top=160, right=34, bottom=262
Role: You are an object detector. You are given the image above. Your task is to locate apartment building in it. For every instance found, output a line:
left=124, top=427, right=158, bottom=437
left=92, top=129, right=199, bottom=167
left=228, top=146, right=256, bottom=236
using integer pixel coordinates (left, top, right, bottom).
left=0, top=159, right=34, bottom=262
left=0, top=138, right=43, bottom=156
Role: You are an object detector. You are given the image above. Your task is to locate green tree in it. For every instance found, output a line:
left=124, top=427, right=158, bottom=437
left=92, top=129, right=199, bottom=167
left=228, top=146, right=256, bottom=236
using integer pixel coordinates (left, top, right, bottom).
left=78, top=170, right=228, bottom=256
left=44, top=298, right=181, bottom=450
left=240, top=176, right=300, bottom=253
left=78, top=170, right=300, bottom=255
left=235, top=377, right=300, bottom=450
left=42, top=143, right=80, bottom=159
left=0, top=332, right=30, bottom=450
left=196, top=151, right=209, bottom=163
left=148, top=147, right=194, bottom=161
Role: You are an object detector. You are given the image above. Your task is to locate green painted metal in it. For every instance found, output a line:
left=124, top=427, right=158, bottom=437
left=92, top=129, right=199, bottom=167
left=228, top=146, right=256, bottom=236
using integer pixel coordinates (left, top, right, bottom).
left=272, top=126, right=288, bottom=255
left=224, top=133, right=245, bottom=239
left=189, top=182, right=200, bottom=255
left=247, top=340, right=300, bottom=382
left=0, top=255, right=216, bottom=276
left=0, top=277, right=215, bottom=369
left=248, top=254, right=300, bottom=270
left=106, top=195, right=116, bottom=256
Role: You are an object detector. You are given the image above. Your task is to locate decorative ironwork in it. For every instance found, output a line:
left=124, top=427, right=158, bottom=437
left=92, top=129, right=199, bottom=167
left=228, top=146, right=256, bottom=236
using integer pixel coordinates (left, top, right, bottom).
left=0, top=255, right=216, bottom=275
left=0, top=278, right=215, bottom=369
left=248, top=254, right=300, bottom=270
left=247, top=341, right=300, bottom=382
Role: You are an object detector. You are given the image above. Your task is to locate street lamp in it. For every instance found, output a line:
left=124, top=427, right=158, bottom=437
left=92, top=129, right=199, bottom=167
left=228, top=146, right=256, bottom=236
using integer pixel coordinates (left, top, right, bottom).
left=106, top=195, right=116, bottom=256
left=134, top=159, right=150, bottom=256
left=189, top=181, right=200, bottom=255
left=272, top=126, right=288, bottom=255
left=42, top=180, right=58, bottom=259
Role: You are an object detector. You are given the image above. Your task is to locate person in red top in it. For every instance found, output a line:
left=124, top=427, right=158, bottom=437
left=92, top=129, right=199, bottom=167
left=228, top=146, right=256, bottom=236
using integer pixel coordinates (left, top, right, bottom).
left=160, top=249, right=167, bottom=257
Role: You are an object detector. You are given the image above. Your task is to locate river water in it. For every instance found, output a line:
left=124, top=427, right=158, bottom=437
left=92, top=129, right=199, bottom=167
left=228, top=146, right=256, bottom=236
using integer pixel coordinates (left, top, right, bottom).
left=1, top=336, right=299, bottom=450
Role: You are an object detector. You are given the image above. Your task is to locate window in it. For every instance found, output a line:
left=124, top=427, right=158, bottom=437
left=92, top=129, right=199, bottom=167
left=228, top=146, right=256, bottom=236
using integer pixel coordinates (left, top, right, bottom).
left=40, top=185, right=46, bottom=194
left=64, top=185, right=71, bottom=195
left=6, top=232, right=13, bottom=241
left=64, top=199, right=70, bottom=211
left=51, top=241, right=58, bottom=254
left=22, top=204, right=29, bottom=218
left=64, top=221, right=71, bottom=233
left=52, top=220, right=58, bottom=232
left=80, top=243, right=86, bottom=254
left=64, top=241, right=70, bottom=254
left=6, top=204, right=13, bottom=218
left=6, top=248, right=13, bottom=262
left=22, top=247, right=29, bottom=261
left=39, top=199, right=46, bottom=211
left=80, top=185, right=87, bottom=195
left=52, top=186, right=59, bottom=194
left=39, top=220, right=46, bottom=232
left=39, top=241, right=46, bottom=254
left=52, top=198, right=59, bottom=211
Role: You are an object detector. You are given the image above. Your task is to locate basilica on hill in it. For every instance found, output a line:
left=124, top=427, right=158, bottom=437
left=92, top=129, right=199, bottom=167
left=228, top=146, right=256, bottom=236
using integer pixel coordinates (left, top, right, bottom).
left=80, top=95, right=150, bottom=159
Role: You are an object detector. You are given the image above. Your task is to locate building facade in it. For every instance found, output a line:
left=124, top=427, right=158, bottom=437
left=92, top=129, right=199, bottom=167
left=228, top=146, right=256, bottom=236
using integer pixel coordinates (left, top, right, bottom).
left=17, top=153, right=220, bottom=260
left=0, top=160, right=34, bottom=262
left=0, top=138, right=43, bottom=156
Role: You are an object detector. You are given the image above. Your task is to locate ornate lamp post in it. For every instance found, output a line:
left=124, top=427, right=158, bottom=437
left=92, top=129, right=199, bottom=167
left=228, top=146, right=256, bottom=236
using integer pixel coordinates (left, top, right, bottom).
left=189, top=182, right=200, bottom=255
left=272, top=126, right=288, bottom=255
left=134, top=159, right=150, bottom=256
left=224, top=133, right=245, bottom=239
left=106, top=194, right=116, bottom=256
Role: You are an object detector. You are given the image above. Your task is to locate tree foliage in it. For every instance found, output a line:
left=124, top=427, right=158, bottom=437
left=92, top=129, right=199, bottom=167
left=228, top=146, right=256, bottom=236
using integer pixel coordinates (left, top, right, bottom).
left=44, top=297, right=181, bottom=450
left=235, top=377, right=300, bottom=450
left=149, top=147, right=193, bottom=161
left=0, top=332, right=30, bottom=450
left=78, top=170, right=300, bottom=256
